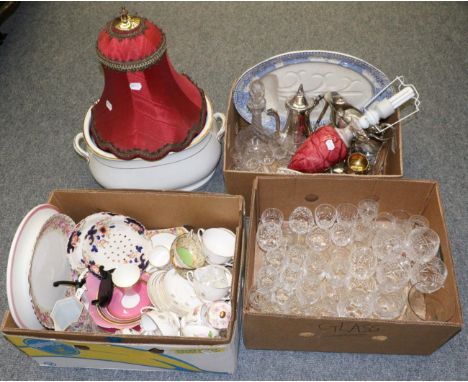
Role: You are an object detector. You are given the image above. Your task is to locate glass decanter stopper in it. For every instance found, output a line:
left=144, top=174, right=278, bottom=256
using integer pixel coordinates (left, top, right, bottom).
left=248, top=80, right=266, bottom=128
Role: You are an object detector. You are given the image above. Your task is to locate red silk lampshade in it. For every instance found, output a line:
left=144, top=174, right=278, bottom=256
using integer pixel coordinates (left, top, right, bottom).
left=91, top=9, right=207, bottom=161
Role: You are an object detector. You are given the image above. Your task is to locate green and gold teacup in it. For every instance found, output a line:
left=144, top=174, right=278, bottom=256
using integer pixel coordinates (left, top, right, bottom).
left=170, top=231, right=205, bottom=270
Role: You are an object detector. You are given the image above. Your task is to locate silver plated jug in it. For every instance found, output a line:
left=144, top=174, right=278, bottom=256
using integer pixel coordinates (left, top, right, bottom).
left=267, top=85, right=316, bottom=147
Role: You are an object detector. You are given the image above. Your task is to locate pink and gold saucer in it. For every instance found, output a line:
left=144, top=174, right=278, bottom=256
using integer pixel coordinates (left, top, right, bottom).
left=86, top=273, right=150, bottom=329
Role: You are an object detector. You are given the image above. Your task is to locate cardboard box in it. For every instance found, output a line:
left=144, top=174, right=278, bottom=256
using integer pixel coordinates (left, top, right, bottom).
left=223, top=86, right=403, bottom=212
left=243, top=176, right=463, bottom=355
left=2, top=189, right=245, bottom=374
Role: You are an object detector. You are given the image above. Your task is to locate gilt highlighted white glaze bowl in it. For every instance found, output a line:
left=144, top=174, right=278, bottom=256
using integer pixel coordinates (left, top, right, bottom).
left=73, top=96, right=225, bottom=191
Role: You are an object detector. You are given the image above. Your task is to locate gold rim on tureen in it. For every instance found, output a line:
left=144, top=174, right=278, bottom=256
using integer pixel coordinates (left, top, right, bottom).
left=82, top=96, right=214, bottom=161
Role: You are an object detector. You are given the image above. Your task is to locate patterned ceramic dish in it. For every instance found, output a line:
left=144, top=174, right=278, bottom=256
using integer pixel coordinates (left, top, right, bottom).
left=28, top=213, right=76, bottom=329
left=146, top=226, right=188, bottom=249
left=147, top=270, right=169, bottom=311
left=162, top=269, right=203, bottom=317
left=6, top=204, right=60, bottom=329
left=233, top=50, right=393, bottom=131
left=67, top=212, right=150, bottom=272
left=67, top=212, right=112, bottom=271
left=149, top=269, right=202, bottom=317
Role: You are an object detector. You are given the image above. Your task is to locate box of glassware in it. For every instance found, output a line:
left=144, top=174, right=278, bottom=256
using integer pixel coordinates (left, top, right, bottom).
left=243, top=176, right=463, bottom=355
left=223, top=87, right=404, bottom=212
left=2, top=189, right=245, bottom=374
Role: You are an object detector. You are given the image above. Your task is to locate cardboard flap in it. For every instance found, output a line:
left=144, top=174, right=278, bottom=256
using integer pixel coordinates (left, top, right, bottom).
left=256, top=176, right=435, bottom=216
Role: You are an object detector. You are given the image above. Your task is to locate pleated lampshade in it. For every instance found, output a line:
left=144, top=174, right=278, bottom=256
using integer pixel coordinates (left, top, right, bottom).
left=91, top=8, right=207, bottom=161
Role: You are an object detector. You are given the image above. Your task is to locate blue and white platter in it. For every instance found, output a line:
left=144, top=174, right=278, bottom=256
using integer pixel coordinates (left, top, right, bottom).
left=233, top=50, right=394, bottom=131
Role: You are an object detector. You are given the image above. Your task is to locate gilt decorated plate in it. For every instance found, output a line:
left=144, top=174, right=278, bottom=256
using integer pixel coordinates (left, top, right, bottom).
left=28, top=213, right=76, bottom=329
left=6, top=204, right=60, bottom=329
left=67, top=212, right=150, bottom=272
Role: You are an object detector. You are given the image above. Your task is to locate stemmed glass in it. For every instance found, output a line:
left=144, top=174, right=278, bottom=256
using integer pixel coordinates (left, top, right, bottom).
left=295, top=277, right=322, bottom=307
left=408, top=215, right=429, bottom=230
left=248, top=286, right=271, bottom=312
left=373, top=290, right=406, bottom=320
left=287, top=244, right=306, bottom=267
left=281, top=262, right=304, bottom=288
left=392, top=209, right=411, bottom=231
left=375, top=212, right=395, bottom=229
left=261, top=208, right=284, bottom=227
left=272, top=286, right=294, bottom=312
left=372, top=226, right=405, bottom=260
left=350, top=246, right=377, bottom=280
left=288, top=207, right=314, bottom=244
left=336, top=203, right=358, bottom=227
left=410, top=257, right=447, bottom=293
left=376, top=258, right=411, bottom=293
left=306, top=227, right=330, bottom=253
left=328, top=247, right=351, bottom=288
left=314, top=204, right=337, bottom=229
left=256, top=222, right=283, bottom=252
left=330, top=222, right=353, bottom=247
left=406, top=227, right=440, bottom=264
left=256, top=265, right=278, bottom=289
left=337, top=289, right=374, bottom=318
left=348, top=276, right=377, bottom=294
left=303, top=251, right=327, bottom=282
left=264, top=247, right=284, bottom=268
left=357, top=199, right=379, bottom=222
left=407, top=283, right=454, bottom=321
left=353, top=217, right=373, bottom=243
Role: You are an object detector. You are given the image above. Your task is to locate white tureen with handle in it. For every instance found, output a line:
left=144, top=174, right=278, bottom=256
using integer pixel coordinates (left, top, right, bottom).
left=73, top=97, right=225, bottom=191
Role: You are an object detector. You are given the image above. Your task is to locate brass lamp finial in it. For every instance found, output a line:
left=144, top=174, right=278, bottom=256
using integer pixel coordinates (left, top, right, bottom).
left=120, top=7, right=129, bottom=21
left=113, top=7, right=141, bottom=31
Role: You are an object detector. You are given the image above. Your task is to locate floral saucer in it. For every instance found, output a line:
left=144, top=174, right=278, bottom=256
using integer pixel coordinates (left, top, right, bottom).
left=146, top=226, right=188, bottom=249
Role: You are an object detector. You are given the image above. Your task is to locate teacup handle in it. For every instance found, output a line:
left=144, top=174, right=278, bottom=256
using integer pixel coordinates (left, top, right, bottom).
left=140, top=271, right=151, bottom=282
left=186, top=270, right=195, bottom=284
left=197, top=228, right=205, bottom=242
left=223, top=259, right=234, bottom=268
left=140, top=306, right=158, bottom=314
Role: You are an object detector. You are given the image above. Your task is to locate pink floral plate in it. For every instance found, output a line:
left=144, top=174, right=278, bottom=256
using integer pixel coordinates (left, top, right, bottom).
left=7, top=204, right=61, bottom=329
